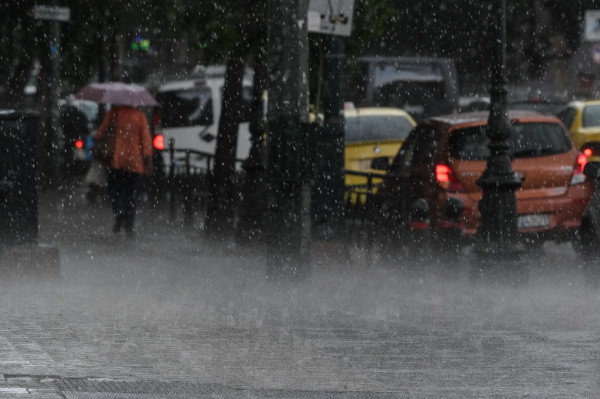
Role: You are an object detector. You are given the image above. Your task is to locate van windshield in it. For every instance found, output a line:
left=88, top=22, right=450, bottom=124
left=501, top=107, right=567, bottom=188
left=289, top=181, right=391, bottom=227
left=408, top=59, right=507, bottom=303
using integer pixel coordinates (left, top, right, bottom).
left=374, top=80, right=445, bottom=116
left=449, top=123, right=572, bottom=160
left=155, top=87, right=213, bottom=128
left=371, top=63, right=448, bottom=117
left=345, top=114, right=414, bottom=143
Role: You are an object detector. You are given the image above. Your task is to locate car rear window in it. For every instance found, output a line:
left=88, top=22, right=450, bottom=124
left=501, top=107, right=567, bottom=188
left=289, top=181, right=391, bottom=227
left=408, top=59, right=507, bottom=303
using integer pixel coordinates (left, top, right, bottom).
left=582, top=104, right=600, bottom=127
left=155, top=87, right=212, bottom=128
left=345, top=114, right=414, bottom=143
left=449, top=122, right=572, bottom=160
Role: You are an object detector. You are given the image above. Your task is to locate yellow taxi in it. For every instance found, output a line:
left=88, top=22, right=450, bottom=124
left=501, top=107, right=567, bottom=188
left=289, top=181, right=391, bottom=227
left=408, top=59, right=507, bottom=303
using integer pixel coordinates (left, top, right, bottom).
left=557, top=100, right=600, bottom=162
left=344, top=107, right=416, bottom=202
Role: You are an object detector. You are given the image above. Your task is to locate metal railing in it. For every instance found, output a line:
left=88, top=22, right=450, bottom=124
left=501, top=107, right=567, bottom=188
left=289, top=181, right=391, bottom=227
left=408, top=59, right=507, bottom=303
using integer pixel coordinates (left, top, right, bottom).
left=164, top=139, right=245, bottom=226
left=159, top=144, right=410, bottom=255
left=343, top=169, right=410, bottom=258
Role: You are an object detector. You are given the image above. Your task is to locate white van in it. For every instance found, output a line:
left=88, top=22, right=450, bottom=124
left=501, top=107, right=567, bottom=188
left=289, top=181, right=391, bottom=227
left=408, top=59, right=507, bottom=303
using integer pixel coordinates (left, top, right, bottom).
left=154, top=65, right=253, bottom=171
left=346, top=57, right=460, bottom=121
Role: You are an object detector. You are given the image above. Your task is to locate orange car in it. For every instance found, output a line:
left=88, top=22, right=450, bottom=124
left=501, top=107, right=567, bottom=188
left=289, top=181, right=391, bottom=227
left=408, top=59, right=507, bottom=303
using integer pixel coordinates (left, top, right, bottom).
left=384, top=111, right=593, bottom=252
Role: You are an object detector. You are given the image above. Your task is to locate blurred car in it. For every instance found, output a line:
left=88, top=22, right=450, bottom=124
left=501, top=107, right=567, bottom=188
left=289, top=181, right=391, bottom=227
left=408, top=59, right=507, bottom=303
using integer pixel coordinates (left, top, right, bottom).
left=59, top=98, right=98, bottom=178
left=346, top=57, right=460, bottom=121
left=508, top=98, right=565, bottom=115
left=344, top=107, right=416, bottom=203
left=459, top=97, right=565, bottom=115
left=152, top=65, right=253, bottom=172
left=382, top=110, right=592, bottom=254
left=557, top=100, right=600, bottom=162
left=576, top=162, right=600, bottom=260
left=458, top=96, right=490, bottom=113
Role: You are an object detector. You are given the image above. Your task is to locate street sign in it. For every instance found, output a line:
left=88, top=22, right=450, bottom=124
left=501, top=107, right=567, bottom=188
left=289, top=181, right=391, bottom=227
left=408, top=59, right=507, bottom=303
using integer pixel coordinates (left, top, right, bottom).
left=584, top=10, right=600, bottom=41
left=308, top=0, right=354, bottom=37
left=31, top=5, right=71, bottom=22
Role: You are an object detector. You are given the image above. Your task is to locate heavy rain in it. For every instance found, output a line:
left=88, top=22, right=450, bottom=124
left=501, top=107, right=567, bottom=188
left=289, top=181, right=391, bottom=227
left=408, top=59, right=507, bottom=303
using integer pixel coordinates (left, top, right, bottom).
left=1, top=1, right=600, bottom=398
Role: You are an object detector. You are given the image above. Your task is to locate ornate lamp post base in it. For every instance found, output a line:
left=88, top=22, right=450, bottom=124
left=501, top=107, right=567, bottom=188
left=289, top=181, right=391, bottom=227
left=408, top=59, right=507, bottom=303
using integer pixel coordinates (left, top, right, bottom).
left=473, top=0, right=524, bottom=277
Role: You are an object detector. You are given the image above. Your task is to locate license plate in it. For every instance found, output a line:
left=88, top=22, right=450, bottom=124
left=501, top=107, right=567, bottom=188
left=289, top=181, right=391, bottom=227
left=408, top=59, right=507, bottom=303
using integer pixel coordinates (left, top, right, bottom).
left=518, top=214, right=549, bottom=229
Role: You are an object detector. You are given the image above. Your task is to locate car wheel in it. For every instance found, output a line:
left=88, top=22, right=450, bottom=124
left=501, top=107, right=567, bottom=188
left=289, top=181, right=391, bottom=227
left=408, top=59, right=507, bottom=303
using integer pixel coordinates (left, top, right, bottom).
left=574, top=215, right=599, bottom=263
left=522, top=236, right=545, bottom=256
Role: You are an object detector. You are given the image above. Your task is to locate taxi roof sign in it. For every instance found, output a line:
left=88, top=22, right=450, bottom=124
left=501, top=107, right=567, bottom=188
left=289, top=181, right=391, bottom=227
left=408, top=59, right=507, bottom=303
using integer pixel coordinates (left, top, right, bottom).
left=308, top=0, right=354, bottom=37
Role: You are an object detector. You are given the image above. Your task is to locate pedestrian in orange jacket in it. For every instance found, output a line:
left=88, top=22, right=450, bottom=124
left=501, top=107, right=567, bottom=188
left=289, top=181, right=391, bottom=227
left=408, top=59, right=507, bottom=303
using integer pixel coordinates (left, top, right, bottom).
left=95, top=105, right=153, bottom=235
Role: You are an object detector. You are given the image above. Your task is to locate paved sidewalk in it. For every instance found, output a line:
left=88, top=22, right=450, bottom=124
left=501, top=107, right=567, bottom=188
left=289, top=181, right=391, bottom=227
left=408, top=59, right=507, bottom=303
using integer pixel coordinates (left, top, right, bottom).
left=0, top=184, right=598, bottom=397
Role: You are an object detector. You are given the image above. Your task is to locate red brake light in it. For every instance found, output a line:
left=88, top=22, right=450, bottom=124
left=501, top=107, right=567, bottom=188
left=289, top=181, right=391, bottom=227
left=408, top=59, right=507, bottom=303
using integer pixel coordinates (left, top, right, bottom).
left=436, top=164, right=464, bottom=192
left=153, top=134, right=164, bottom=151
left=577, top=153, right=587, bottom=173
left=580, top=142, right=600, bottom=157
left=436, top=164, right=451, bottom=183
left=74, top=139, right=84, bottom=149
left=570, top=153, right=587, bottom=185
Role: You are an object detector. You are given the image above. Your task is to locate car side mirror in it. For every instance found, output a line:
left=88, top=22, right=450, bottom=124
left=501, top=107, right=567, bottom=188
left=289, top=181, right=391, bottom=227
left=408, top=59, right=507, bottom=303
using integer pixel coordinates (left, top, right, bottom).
left=584, top=162, right=600, bottom=179
left=371, top=156, right=390, bottom=171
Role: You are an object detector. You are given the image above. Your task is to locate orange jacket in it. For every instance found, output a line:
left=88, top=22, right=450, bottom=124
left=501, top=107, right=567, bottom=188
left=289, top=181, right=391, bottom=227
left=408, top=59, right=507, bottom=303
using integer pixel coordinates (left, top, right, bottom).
left=96, top=106, right=153, bottom=174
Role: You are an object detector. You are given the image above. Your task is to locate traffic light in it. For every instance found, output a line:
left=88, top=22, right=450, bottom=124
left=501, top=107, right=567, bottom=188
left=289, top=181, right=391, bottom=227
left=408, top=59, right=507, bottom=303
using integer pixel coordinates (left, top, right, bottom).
left=131, top=35, right=151, bottom=52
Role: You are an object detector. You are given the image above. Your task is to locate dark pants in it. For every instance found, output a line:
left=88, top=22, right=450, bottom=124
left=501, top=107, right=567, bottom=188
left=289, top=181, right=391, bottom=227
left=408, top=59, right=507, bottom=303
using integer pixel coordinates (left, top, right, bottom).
left=106, top=168, right=140, bottom=230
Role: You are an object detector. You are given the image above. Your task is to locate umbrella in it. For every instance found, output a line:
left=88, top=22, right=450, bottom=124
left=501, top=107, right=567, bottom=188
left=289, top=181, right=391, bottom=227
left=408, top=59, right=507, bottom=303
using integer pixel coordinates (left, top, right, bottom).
left=74, top=82, right=159, bottom=107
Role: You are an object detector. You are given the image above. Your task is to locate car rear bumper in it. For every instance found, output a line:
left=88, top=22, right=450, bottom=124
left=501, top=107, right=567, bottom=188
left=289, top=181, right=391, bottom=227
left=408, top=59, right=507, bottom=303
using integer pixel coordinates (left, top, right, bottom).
left=433, top=184, right=592, bottom=241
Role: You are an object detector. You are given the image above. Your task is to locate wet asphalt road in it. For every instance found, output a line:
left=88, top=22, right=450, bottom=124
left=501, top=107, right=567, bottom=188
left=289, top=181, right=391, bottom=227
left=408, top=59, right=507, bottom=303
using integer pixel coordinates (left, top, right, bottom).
left=0, top=182, right=599, bottom=398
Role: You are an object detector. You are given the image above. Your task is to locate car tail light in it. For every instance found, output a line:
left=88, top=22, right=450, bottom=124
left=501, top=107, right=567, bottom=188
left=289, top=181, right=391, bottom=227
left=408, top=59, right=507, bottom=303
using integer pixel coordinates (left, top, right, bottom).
left=74, top=139, right=84, bottom=149
left=153, top=134, right=165, bottom=151
left=570, top=153, right=587, bottom=185
left=581, top=142, right=600, bottom=158
left=436, top=164, right=464, bottom=192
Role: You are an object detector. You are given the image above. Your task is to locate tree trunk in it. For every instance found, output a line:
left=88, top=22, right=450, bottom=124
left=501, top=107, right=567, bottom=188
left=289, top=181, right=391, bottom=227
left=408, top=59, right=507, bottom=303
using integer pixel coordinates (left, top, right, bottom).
left=238, top=43, right=268, bottom=242
left=205, top=56, right=246, bottom=236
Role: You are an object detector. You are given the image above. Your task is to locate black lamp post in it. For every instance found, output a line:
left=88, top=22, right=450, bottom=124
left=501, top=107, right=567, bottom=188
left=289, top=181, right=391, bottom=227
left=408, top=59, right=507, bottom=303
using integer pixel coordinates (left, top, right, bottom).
left=475, top=0, right=522, bottom=262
